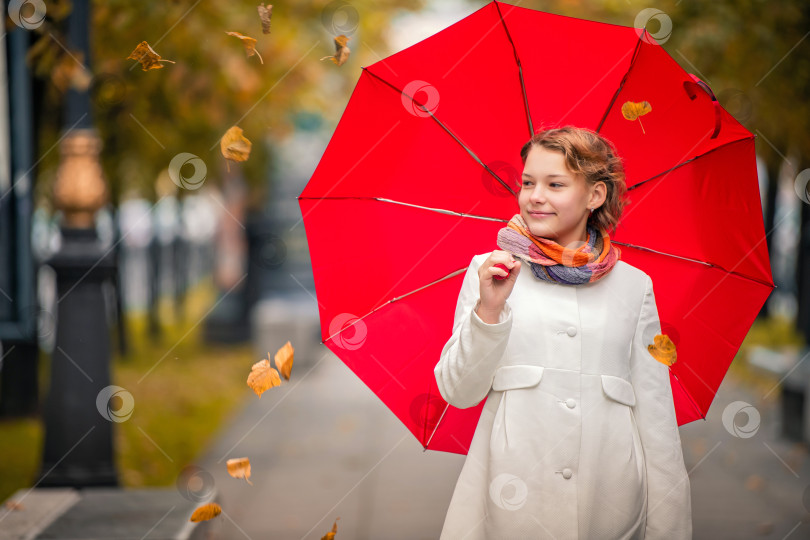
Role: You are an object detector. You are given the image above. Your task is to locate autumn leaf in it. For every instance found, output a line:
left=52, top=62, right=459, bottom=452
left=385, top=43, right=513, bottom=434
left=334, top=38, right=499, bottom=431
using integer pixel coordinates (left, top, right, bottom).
left=274, top=341, right=294, bottom=381
left=127, top=41, right=176, bottom=71
left=4, top=500, right=24, bottom=511
left=321, top=517, right=340, bottom=540
left=226, top=31, right=264, bottom=64
left=247, top=357, right=281, bottom=397
left=226, top=457, right=253, bottom=485
left=647, top=333, right=676, bottom=366
left=621, top=100, right=652, bottom=134
left=51, top=52, right=92, bottom=92
left=320, top=35, right=350, bottom=66
left=190, top=503, right=221, bottom=522
left=220, top=126, right=253, bottom=163
left=258, top=3, right=273, bottom=34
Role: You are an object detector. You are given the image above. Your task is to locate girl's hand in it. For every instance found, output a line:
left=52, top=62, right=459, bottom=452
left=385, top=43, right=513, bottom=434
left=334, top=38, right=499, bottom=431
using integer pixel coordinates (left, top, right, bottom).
left=477, top=250, right=521, bottom=323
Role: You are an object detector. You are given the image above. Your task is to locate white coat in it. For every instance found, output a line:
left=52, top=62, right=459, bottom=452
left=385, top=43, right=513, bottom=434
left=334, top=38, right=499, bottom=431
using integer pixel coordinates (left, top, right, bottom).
left=434, top=253, right=692, bottom=539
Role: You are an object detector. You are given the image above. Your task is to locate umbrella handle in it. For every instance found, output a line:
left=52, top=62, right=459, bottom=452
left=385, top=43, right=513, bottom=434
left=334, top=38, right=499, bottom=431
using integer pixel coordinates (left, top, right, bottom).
left=493, top=263, right=510, bottom=281
left=683, top=74, right=721, bottom=139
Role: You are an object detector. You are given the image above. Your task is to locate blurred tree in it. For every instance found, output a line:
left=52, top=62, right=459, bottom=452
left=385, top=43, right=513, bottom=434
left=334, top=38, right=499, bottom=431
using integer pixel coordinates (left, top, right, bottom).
left=26, top=0, right=425, bottom=209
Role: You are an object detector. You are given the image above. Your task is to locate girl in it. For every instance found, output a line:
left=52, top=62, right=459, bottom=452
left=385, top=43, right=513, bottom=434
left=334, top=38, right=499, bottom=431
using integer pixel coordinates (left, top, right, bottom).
left=434, top=126, right=692, bottom=539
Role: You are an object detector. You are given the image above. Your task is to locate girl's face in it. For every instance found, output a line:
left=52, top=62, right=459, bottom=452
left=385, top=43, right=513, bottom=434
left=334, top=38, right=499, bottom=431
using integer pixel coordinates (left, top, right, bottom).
left=518, top=145, right=604, bottom=248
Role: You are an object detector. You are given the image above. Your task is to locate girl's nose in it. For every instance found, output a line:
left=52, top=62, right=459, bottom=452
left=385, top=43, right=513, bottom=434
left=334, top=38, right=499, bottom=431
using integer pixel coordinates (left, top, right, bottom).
left=530, top=186, right=546, bottom=203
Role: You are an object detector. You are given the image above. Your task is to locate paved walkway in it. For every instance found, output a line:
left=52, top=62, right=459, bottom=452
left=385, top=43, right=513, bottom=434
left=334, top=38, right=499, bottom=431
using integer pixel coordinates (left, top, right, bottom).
left=199, top=338, right=810, bottom=539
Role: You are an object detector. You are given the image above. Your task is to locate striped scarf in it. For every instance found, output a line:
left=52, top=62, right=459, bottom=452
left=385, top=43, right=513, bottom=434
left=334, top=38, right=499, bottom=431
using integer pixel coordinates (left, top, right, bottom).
left=496, top=214, right=621, bottom=285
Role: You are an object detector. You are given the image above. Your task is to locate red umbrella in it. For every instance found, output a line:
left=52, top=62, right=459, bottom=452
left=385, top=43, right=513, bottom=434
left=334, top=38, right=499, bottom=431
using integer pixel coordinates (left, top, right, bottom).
left=298, top=0, right=774, bottom=454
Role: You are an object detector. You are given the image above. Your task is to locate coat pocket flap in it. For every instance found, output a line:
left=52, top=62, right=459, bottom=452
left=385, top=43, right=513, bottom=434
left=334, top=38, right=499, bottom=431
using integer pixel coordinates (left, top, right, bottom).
left=601, top=374, right=636, bottom=407
left=492, top=365, right=544, bottom=391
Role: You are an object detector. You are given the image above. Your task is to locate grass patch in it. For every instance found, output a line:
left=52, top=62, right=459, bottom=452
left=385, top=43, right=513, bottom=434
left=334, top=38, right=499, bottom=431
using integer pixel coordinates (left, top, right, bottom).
left=0, top=281, right=254, bottom=501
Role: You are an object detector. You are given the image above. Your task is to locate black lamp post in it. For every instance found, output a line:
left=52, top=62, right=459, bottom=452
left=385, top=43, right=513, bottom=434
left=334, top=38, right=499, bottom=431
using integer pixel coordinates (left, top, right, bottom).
left=38, top=0, right=118, bottom=487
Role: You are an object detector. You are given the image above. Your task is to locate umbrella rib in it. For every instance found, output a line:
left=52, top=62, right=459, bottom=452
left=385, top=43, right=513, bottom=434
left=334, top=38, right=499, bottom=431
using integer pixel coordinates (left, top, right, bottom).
left=613, top=240, right=775, bottom=289
left=670, top=369, right=706, bottom=421
left=320, top=266, right=468, bottom=346
left=595, top=28, right=646, bottom=133
left=493, top=0, right=534, bottom=137
left=296, top=195, right=510, bottom=223
left=424, top=402, right=451, bottom=451
left=362, top=67, right=518, bottom=197
left=626, top=134, right=755, bottom=192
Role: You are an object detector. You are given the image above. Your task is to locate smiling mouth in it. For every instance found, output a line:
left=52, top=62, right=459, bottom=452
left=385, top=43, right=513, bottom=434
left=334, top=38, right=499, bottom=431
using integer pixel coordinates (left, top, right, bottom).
left=529, top=211, right=554, bottom=216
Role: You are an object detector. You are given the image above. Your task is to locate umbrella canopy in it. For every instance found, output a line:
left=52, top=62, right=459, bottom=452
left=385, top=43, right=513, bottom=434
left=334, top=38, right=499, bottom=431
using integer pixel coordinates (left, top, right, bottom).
left=298, top=0, right=774, bottom=454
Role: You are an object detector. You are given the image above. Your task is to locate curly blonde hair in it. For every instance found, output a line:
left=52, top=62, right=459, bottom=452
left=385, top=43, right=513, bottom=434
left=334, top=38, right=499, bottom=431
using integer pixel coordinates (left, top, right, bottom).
left=519, top=126, right=627, bottom=235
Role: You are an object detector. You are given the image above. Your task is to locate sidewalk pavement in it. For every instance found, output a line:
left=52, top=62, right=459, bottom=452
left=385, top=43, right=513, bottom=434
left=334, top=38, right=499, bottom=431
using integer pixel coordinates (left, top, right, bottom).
left=198, top=329, right=810, bottom=539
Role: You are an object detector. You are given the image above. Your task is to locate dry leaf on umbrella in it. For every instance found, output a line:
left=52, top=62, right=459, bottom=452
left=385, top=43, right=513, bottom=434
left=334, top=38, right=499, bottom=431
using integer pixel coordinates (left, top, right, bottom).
left=189, top=503, right=221, bottom=522
left=220, top=126, right=253, bottom=164
left=247, top=357, right=282, bottom=397
left=320, top=35, right=350, bottom=66
left=258, top=3, right=273, bottom=34
left=647, top=333, right=676, bottom=366
left=226, top=31, right=264, bottom=64
left=621, top=100, right=652, bottom=134
left=226, top=457, right=253, bottom=485
left=274, top=341, right=294, bottom=381
left=321, top=517, right=340, bottom=540
left=127, top=41, right=176, bottom=71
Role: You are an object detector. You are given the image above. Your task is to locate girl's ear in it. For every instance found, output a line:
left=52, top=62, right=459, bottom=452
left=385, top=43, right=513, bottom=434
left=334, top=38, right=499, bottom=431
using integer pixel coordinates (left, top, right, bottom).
left=590, top=181, right=607, bottom=208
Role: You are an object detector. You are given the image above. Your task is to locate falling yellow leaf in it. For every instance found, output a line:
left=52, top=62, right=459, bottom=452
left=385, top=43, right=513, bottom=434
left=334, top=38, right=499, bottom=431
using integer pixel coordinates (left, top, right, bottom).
left=190, top=503, right=221, bottom=522
left=320, top=35, right=350, bottom=66
left=220, top=126, right=253, bottom=163
left=321, top=517, right=340, bottom=540
left=621, top=100, right=652, bottom=134
left=226, top=457, right=253, bottom=485
left=4, top=500, right=24, bottom=511
left=247, top=358, right=281, bottom=397
left=274, top=341, right=294, bottom=381
left=226, top=31, right=264, bottom=64
left=647, top=333, right=676, bottom=366
left=127, top=41, right=176, bottom=71
left=51, top=52, right=93, bottom=92
left=258, top=3, right=273, bottom=34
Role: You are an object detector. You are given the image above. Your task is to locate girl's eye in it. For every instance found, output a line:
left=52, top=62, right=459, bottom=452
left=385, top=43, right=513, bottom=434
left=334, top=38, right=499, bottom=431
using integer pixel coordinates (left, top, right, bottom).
left=522, top=180, right=532, bottom=186
left=551, top=183, right=563, bottom=187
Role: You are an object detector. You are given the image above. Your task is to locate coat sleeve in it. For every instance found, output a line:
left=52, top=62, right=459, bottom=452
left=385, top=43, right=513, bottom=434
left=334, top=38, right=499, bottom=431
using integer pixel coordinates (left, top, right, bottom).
left=434, top=255, right=513, bottom=409
left=629, top=274, right=693, bottom=539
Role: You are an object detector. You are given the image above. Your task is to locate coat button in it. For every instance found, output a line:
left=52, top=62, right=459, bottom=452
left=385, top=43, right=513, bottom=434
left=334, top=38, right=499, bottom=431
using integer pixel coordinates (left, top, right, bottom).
left=562, top=468, right=573, bottom=479
left=565, top=398, right=576, bottom=409
left=566, top=326, right=577, bottom=337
